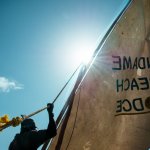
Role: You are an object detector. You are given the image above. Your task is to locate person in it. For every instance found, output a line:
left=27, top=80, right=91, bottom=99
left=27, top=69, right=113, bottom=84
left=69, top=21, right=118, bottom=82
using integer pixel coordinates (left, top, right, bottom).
left=9, top=103, right=57, bottom=150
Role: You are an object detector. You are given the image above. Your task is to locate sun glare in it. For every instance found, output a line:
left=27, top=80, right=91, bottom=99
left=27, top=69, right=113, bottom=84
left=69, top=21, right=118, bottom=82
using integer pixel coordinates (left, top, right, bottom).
left=77, top=50, right=93, bottom=65
left=72, top=37, right=95, bottom=66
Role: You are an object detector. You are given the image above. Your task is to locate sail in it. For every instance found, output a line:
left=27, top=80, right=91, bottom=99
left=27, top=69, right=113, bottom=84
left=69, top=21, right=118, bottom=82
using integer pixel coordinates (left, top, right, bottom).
left=48, top=0, right=150, bottom=149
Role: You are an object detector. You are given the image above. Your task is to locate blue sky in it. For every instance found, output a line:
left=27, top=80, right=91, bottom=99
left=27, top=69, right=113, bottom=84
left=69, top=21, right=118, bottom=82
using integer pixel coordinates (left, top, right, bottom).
left=0, top=0, right=129, bottom=149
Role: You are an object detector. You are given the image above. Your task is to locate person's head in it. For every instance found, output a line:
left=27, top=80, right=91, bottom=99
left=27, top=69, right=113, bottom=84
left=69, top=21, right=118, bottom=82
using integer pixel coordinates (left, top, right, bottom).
left=20, top=118, right=37, bottom=133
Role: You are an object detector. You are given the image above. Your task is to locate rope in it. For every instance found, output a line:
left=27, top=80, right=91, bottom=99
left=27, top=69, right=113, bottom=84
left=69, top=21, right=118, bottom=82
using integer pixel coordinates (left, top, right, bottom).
left=52, top=64, right=82, bottom=104
left=66, top=86, right=82, bottom=150
left=0, top=63, right=82, bottom=132
left=51, top=66, right=86, bottom=150
left=42, top=64, right=86, bottom=149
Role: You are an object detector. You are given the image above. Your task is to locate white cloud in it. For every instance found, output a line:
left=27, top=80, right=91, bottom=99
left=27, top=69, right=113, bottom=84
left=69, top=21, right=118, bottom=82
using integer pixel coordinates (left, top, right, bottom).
left=0, top=77, right=23, bottom=92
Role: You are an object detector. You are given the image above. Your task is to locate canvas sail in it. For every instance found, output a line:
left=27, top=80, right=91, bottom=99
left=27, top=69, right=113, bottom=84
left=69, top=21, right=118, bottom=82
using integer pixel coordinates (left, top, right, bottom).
left=47, top=0, right=150, bottom=149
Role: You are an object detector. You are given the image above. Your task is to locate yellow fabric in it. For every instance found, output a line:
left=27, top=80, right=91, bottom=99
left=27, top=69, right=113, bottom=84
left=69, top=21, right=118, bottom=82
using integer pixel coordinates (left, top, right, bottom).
left=0, top=115, right=10, bottom=124
left=0, top=116, right=23, bottom=132
left=0, top=115, right=10, bottom=131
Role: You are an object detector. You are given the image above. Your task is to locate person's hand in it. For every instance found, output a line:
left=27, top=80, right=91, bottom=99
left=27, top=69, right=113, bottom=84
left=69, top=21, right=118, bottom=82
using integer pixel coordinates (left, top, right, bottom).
left=47, top=103, right=54, bottom=114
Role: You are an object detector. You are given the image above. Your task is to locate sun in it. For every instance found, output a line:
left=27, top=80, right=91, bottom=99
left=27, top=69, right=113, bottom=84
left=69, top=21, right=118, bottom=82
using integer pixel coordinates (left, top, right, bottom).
left=77, top=50, right=93, bottom=65
left=71, top=38, right=95, bottom=66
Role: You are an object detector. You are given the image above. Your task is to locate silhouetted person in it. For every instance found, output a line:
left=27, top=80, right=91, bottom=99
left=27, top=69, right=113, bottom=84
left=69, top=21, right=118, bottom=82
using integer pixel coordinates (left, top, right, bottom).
left=9, top=103, right=57, bottom=150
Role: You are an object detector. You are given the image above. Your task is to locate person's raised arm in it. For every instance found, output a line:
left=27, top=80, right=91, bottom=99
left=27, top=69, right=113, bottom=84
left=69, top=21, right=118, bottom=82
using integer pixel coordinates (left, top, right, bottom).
left=46, top=103, right=57, bottom=138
